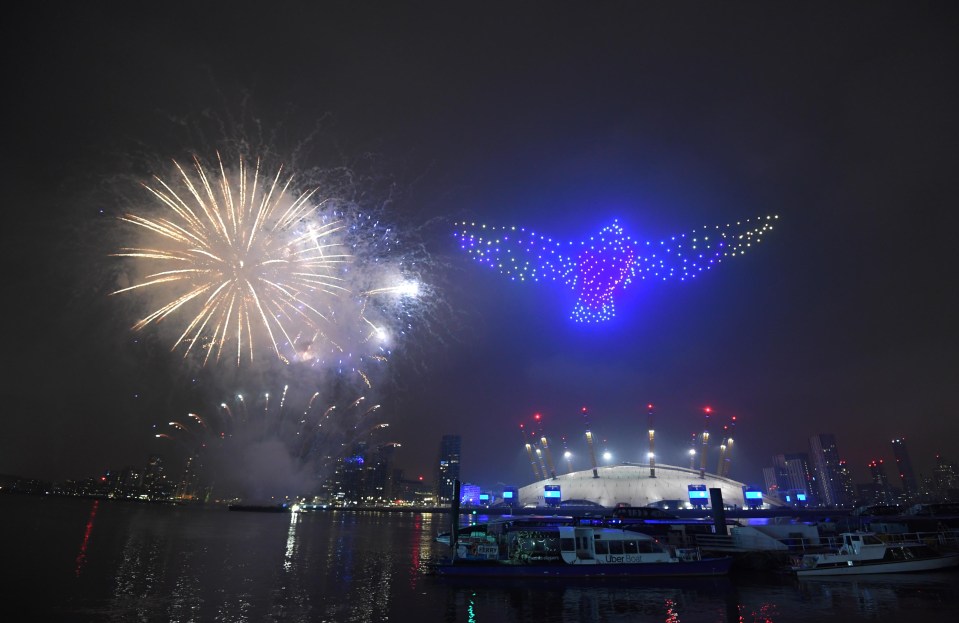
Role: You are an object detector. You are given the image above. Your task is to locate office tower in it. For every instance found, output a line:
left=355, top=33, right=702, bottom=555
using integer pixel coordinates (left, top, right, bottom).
left=435, top=434, right=461, bottom=505
left=891, top=438, right=918, bottom=499
left=837, top=459, right=856, bottom=506
left=366, top=443, right=398, bottom=502
left=776, top=453, right=813, bottom=497
left=867, top=459, right=892, bottom=504
left=762, top=466, right=779, bottom=494
left=809, top=434, right=848, bottom=507
left=176, top=455, right=199, bottom=501
left=142, top=454, right=170, bottom=500
left=336, top=441, right=369, bottom=503
left=933, top=454, right=959, bottom=500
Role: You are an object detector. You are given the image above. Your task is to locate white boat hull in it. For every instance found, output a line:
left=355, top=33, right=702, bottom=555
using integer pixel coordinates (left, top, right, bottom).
left=796, top=553, right=959, bottom=576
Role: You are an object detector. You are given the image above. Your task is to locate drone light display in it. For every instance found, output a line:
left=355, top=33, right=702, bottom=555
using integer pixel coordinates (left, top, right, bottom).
left=454, top=215, right=778, bottom=322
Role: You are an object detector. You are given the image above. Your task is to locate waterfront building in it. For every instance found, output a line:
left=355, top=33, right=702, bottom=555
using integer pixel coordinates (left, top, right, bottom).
left=867, top=459, right=893, bottom=504
left=142, top=454, right=173, bottom=500
left=459, top=482, right=481, bottom=505
left=836, top=459, right=856, bottom=505
left=435, top=434, right=461, bottom=505
left=808, top=434, right=849, bottom=507
left=328, top=441, right=368, bottom=504
left=117, top=465, right=144, bottom=498
left=779, top=453, right=813, bottom=500
left=764, top=453, right=814, bottom=506
left=517, top=463, right=779, bottom=508
left=365, top=443, right=398, bottom=502
left=762, top=466, right=778, bottom=496
left=933, top=455, right=959, bottom=501
left=176, top=455, right=199, bottom=501
left=891, top=438, right=918, bottom=500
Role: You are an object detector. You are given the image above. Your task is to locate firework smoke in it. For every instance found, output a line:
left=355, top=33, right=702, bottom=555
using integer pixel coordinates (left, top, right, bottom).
left=155, top=382, right=397, bottom=501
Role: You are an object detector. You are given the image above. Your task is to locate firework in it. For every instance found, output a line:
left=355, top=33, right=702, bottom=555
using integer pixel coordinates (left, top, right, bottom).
left=155, top=385, right=395, bottom=500
left=453, top=215, right=778, bottom=322
left=113, top=152, right=421, bottom=367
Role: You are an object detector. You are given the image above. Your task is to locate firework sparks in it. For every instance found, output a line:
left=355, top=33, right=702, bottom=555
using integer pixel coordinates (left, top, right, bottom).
left=113, top=152, right=360, bottom=365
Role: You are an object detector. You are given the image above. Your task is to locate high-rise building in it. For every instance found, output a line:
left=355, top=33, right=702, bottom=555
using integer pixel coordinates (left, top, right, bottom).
left=764, top=453, right=814, bottom=506
left=933, top=454, right=959, bottom=501
left=836, top=459, right=856, bottom=505
left=142, top=454, right=171, bottom=500
left=435, top=434, right=461, bottom=505
left=867, top=459, right=892, bottom=504
left=778, top=453, right=813, bottom=497
left=177, top=455, right=200, bottom=500
left=333, top=441, right=369, bottom=503
left=762, top=466, right=779, bottom=494
left=366, top=443, right=398, bottom=502
left=808, top=434, right=849, bottom=507
left=891, top=438, right=918, bottom=500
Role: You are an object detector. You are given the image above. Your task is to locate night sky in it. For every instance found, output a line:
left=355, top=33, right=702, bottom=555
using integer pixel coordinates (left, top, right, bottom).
left=3, top=3, right=958, bottom=496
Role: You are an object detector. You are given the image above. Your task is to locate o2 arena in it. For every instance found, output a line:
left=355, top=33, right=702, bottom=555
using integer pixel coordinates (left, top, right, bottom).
left=507, top=406, right=780, bottom=510
left=517, top=463, right=777, bottom=509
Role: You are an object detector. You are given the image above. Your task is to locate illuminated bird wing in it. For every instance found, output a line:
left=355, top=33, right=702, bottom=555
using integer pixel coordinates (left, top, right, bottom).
left=633, top=215, right=779, bottom=284
left=454, top=215, right=779, bottom=324
left=453, top=222, right=575, bottom=284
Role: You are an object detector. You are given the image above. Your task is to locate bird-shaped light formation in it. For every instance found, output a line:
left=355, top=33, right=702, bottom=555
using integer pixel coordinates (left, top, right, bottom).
left=453, top=215, right=778, bottom=322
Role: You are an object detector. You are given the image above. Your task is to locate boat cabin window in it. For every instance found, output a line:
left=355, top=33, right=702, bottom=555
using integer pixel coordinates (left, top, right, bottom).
left=608, top=540, right=625, bottom=555
left=594, top=540, right=609, bottom=555
left=561, top=538, right=574, bottom=552
left=623, top=540, right=639, bottom=555
left=638, top=541, right=659, bottom=553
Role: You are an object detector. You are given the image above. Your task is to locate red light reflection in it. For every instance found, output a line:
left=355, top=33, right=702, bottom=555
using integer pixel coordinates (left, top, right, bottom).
left=74, top=499, right=99, bottom=577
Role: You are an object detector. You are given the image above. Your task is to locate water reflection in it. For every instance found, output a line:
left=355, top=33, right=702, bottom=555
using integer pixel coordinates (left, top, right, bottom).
left=74, top=499, right=98, bottom=577
left=438, top=576, right=743, bottom=623
left=9, top=496, right=958, bottom=623
left=409, top=512, right=438, bottom=589
left=796, top=572, right=959, bottom=619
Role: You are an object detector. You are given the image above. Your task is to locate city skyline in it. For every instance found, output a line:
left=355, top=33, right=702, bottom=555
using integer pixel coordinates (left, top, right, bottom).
left=6, top=423, right=952, bottom=506
left=3, top=4, right=958, bottom=496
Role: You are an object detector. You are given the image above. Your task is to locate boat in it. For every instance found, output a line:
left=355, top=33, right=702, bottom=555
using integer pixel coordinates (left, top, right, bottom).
left=792, top=531, right=959, bottom=576
left=435, top=517, right=733, bottom=578
left=435, top=515, right=579, bottom=545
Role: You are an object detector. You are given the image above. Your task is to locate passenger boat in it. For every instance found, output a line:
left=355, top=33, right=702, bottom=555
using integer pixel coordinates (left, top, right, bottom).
left=792, top=531, right=959, bottom=576
left=435, top=515, right=578, bottom=545
left=435, top=518, right=733, bottom=578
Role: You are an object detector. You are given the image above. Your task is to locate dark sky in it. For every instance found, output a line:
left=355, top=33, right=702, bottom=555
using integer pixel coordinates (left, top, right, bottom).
left=3, top=2, right=958, bottom=495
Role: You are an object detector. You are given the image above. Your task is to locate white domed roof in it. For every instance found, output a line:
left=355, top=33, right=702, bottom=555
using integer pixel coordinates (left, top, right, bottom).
left=518, top=463, right=763, bottom=508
